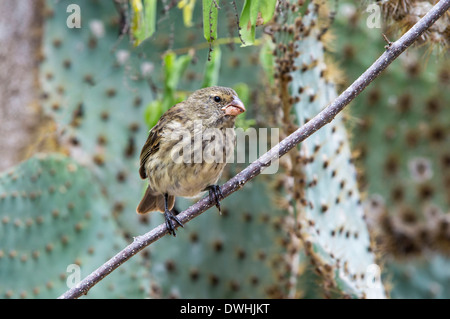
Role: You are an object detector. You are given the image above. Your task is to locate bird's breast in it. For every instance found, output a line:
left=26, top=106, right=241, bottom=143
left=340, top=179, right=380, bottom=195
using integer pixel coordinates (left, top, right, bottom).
left=145, top=126, right=235, bottom=197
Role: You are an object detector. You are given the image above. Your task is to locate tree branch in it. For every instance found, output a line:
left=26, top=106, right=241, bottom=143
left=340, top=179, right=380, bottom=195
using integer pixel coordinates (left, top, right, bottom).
left=58, top=0, right=450, bottom=299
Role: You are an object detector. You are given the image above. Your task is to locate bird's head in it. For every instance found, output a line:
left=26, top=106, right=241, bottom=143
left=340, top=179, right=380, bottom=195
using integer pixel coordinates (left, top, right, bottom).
left=186, top=86, right=246, bottom=127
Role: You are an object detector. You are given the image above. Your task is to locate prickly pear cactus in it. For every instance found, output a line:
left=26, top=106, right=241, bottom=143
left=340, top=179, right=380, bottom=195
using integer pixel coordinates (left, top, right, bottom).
left=270, top=1, right=386, bottom=298
left=39, top=0, right=158, bottom=236
left=333, top=1, right=450, bottom=298
left=12, top=0, right=447, bottom=299
left=0, top=154, right=148, bottom=298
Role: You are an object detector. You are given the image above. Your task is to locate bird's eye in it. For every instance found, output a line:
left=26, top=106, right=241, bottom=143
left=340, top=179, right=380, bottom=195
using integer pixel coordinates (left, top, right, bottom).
left=213, top=96, right=221, bottom=103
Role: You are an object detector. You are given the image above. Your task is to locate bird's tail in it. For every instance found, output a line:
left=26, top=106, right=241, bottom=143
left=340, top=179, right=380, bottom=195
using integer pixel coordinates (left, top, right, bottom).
left=136, top=185, right=175, bottom=214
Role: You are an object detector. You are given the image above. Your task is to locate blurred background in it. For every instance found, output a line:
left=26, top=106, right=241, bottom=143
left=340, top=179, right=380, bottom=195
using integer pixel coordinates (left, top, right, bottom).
left=0, top=0, right=449, bottom=298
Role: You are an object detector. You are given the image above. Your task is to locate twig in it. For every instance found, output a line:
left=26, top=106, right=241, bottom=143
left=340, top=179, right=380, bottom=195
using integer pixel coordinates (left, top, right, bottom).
left=113, top=0, right=129, bottom=37
left=207, top=1, right=216, bottom=61
left=169, top=36, right=247, bottom=56
left=58, top=0, right=450, bottom=299
left=382, top=33, right=393, bottom=49
left=231, top=0, right=246, bottom=45
left=112, top=0, right=129, bottom=51
left=206, top=1, right=221, bottom=61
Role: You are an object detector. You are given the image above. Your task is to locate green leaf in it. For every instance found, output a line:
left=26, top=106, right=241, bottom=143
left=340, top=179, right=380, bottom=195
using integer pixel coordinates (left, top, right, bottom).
left=131, top=0, right=143, bottom=45
left=202, top=0, right=219, bottom=42
left=164, top=52, right=192, bottom=91
left=131, top=0, right=157, bottom=47
left=163, top=52, right=176, bottom=90
left=159, top=52, right=193, bottom=118
left=258, top=0, right=276, bottom=24
left=249, top=0, right=259, bottom=25
left=143, top=0, right=157, bottom=35
left=174, top=54, right=193, bottom=80
left=202, top=46, right=222, bottom=87
left=239, top=0, right=277, bottom=46
left=239, top=0, right=255, bottom=46
left=144, top=100, right=163, bottom=128
left=144, top=52, right=193, bottom=129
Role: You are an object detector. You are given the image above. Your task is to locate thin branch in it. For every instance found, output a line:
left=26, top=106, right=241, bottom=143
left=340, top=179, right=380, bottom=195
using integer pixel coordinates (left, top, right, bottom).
left=207, top=0, right=220, bottom=61
left=169, top=36, right=251, bottom=56
left=382, top=33, right=393, bottom=49
left=231, top=0, right=246, bottom=45
left=58, top=0, right=450, bottom=299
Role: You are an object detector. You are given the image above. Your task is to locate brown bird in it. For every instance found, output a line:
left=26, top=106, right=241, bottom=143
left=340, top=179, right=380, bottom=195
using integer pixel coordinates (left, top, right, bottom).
left=137, top=86, right=246, bottom=236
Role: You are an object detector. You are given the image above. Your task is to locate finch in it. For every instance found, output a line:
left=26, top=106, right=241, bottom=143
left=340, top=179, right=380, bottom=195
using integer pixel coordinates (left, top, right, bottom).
left=137, top=86, right=246, bottom=236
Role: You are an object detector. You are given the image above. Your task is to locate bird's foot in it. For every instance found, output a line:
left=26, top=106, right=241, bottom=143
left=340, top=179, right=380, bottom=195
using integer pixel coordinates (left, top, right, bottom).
left=164, top=209, right=184, bottom=237
left=205, top=185, right=224, bottom=214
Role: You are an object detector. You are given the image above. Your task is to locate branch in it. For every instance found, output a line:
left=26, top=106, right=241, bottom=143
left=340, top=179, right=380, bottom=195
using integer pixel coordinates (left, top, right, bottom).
left=58, top=0, right=450, bottom=299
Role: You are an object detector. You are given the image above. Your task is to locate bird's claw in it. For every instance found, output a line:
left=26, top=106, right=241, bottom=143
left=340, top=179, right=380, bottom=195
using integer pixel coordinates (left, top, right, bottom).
left=205, top=185, right=224, bottom=214
left=164, top=210, right=184, bottom=237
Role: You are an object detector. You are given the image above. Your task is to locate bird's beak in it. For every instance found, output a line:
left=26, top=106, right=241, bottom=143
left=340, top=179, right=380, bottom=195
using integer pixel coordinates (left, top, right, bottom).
left=222, top=97, right=246, bottom=116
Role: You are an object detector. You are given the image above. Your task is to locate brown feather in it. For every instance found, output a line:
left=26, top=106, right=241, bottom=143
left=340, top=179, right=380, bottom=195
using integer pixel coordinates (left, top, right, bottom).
left=136, top=185, right=175, bottom=214
left=139, top=103, right=185, bottom=179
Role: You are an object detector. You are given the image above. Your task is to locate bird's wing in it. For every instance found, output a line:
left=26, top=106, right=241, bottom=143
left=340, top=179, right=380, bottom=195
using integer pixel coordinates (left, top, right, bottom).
left=139, top=127, right=160, bottom=179
left=139, top=102, right=185, bottom=179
